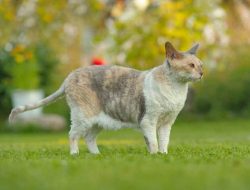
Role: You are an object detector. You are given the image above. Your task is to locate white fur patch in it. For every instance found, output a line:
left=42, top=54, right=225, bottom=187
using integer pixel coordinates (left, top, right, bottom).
left=69, top=107, right=138, bottom=133
left=69, top=68, right=188, bottom=134
left=143, top=68, right=188, bottom=123
left=93, top=112, right=138, bottom=130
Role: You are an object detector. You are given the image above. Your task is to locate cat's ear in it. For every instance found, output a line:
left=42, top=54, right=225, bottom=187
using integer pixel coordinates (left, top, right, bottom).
left=186, top=43, right=199, bottom=55
left=165, top=41, right=183, bottom=60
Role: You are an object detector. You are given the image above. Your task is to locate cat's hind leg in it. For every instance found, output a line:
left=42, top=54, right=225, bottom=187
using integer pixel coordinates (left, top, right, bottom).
left=84, top=125, right=102, bottom=154
left=69, top=127, right=80, bottom=155
left=68, top=107, right=87, bottom=155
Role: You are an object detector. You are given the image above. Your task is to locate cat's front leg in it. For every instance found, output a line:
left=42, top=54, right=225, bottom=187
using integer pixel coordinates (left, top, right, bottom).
left=157, top=124, right=172, bottom=154
left=157, top=114, right=177, bottom=154
left=140, top=118, right=158, bottom=154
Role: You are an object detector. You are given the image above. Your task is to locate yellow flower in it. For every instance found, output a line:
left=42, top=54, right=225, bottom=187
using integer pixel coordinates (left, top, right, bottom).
left=25, top=51, right=33, bottom=60
left=11, top=45, right=25, bottom=55
left=14, top=54, right=25, bottom=63
left=42, top=14, right=53, bottom=23
left=4, top=11, right=14, bottom=21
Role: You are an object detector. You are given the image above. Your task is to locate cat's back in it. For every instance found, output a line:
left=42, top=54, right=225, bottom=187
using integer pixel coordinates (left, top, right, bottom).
left=65, top=65, right=144, bottom=90
left=65, top=65, right=147, bottom=124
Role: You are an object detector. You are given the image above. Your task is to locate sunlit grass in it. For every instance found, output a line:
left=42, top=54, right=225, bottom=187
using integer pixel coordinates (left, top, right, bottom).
left=0, top=119, right=250, bottom=190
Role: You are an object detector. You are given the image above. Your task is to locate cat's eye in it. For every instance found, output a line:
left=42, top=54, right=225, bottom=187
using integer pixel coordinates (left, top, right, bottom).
left=189, top=63, right=195, bottom=68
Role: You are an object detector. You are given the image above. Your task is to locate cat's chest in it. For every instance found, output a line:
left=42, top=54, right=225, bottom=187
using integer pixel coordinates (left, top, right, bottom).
left=144, top=73, right=188, bottom=114
left=152, top=89, right=187, bottom=118
left=158, top=85, right=187, bottom=110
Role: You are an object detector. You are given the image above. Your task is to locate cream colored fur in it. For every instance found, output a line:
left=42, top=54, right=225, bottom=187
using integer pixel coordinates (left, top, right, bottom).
left=142, top=64, right=188, bottom=153
left=9, top=42, right=203, bottom=155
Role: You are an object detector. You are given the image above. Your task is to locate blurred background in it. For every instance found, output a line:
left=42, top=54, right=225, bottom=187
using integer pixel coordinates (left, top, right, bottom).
left=0, top=0, right=250, bottom=131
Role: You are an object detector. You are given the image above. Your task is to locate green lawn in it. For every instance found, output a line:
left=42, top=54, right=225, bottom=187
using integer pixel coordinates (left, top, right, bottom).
left=1, top=119, right=250, bottom=190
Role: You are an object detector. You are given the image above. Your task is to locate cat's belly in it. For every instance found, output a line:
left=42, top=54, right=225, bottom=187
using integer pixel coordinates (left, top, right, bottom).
left=93, top=112, right=139, bottom=130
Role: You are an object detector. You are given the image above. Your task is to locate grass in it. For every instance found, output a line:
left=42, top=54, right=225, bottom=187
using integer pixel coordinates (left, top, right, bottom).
left=1, top=119, right=250, bottom=190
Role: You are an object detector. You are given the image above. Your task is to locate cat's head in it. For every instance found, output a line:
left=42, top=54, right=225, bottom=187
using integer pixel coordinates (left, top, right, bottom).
left=165, top=41, right=203, bottom=82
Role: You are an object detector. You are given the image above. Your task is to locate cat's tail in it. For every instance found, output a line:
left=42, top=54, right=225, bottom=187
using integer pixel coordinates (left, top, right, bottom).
left=8, top=83, right=65, bottom=124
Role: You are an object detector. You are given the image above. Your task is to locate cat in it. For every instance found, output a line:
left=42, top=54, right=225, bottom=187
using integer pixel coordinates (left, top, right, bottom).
left=9, top=41, right=203, bottom=155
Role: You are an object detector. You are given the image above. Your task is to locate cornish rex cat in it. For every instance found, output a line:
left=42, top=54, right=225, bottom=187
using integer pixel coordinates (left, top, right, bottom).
left=9, top=42, right=203, bottom=155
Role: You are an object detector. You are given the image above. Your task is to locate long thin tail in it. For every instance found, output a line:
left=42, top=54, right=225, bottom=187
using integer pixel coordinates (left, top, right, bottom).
left=9, top=83, right=65, bottom=123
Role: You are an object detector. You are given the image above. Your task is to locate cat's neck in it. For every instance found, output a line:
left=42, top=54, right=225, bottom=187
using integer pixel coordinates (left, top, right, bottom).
left=145, top=62, right=189, bottom=108
left=151, top=62, right=188, bottom=87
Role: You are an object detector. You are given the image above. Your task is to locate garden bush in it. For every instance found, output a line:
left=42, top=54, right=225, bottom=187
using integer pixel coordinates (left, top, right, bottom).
left=189, top=45, right=250, bottom=118
left=0, top=43, right=60, bottom=121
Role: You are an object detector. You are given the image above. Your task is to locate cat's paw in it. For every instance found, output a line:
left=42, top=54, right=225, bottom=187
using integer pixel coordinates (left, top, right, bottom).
left=149, top=149, right=159, bottom=154
left=90, top=150, right=100, bottom=155
left=158, top=150, right=168, bottom=155
left=70, top=150, right=79, bottom=156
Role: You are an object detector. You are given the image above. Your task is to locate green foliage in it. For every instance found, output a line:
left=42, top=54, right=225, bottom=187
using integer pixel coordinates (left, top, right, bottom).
left=0, top=48, right=12, bottom=116
left=1, top=119, right=250, bottom=190
left=0, top=43, right=59, bottom=119
left=108, top=0, right=216, bottom=70
left=11, top=58, right=40, bottom=90
left=190, top=46, right=250, bottom=117
left=0, top=43, right=59, bottom=90
left=0, top=44, right=40, bottom=89
left=34, top=42, right=58, bottom=89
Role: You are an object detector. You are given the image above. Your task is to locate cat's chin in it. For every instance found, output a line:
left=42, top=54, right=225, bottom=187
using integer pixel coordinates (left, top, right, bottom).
left=191, top=77, right=202, bottom=82
left=184, top=76, right=201, bottom=82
